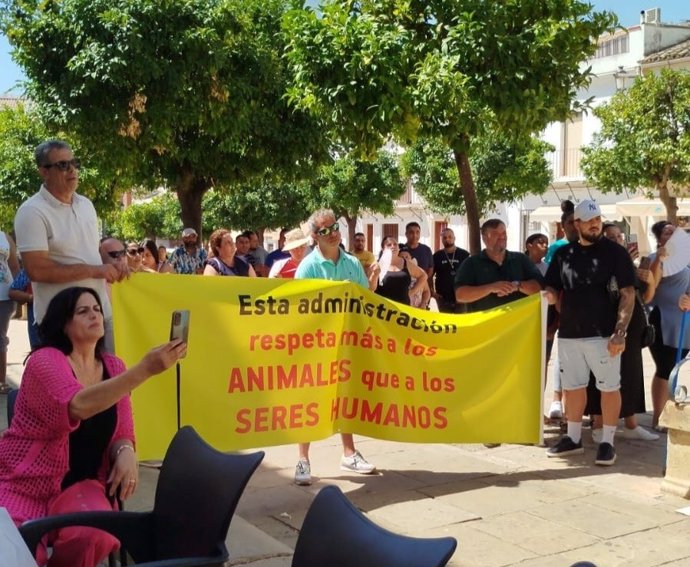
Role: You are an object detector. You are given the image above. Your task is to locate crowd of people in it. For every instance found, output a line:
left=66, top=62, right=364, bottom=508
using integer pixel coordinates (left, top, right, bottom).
left=1, top=139, right=689, bottom=566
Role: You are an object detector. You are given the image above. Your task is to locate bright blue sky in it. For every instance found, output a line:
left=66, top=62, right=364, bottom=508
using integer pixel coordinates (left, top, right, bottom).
left=1, top=1, right=688, bottom=95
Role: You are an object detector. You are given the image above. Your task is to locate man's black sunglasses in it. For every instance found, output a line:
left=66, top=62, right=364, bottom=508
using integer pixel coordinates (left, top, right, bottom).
left=42, top=159, right=81, bottom=171
left=107, top=249, right=127, bottom=259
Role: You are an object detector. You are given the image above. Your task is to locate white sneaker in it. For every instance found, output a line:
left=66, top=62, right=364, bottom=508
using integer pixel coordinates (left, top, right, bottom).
left=340, top=451, right=376, bottom=474
left=548, top=401, right=563, bottom=420
left=622, top=426, right=660, bottom=441
left=592, top=428, right=603, bottom=444
left=294, top=459, right=312, bottom=485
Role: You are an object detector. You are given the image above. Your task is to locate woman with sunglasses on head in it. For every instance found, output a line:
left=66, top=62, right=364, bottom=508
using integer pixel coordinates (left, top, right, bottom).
left=375, top=236, right=428, bottom=306
left=0, top=286, right=186, bottom=567
left=203, top=229, right=257, bottom=277
left=139, top=239, right=173, bottom=274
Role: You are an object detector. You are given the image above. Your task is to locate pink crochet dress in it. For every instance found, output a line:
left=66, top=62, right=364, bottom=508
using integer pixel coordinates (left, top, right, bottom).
left=0, top=347, right=135, bottom=524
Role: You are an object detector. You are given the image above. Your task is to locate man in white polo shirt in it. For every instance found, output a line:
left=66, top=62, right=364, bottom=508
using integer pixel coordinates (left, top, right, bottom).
left=14, top=140, right=128, bottom=352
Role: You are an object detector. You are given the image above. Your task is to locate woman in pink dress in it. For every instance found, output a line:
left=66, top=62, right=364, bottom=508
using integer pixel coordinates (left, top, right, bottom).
left=0, top=286, right=186, bottom=567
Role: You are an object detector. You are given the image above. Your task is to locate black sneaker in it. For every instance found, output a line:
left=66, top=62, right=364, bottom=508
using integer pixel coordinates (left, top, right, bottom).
left=595, top=442, right=617, bottom=466
left=546, top=435, right=584, bottom=458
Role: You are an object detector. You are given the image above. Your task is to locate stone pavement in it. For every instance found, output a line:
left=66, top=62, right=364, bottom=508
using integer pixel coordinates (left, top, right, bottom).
left=3, top=317, right=690, bottom=566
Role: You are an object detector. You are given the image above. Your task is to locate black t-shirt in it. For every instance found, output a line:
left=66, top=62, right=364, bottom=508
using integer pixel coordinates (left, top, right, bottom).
left=544, top=238, right=636, bottom=339
left=406, top=243, right=433, bottom=272
left=433, top=247, right=469, bottom=303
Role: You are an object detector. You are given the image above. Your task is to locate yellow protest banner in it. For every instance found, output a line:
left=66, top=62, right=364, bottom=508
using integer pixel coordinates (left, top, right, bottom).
left=113, top=274, right=544, bottom=460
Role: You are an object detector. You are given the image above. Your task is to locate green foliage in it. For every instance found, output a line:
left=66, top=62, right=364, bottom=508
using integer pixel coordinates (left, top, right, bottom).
left=201, top=180, right=312, bottom=234
left=2, top=0, right=327, bottom=229
left=0, top=102, right=123, bottom=227
left=105, top=192, right=182, bottom=241
left=306, top=150, right=404, bottom=221
left=401, top=134, right=552, bottom=215
left=0, top=103, right=44, bottom=228
left=284, top=0, right=616, bottom=152
left=582, top=69, right=690, bottom=197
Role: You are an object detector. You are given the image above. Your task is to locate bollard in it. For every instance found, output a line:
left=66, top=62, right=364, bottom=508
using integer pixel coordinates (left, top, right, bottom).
left=660, top=400, right=690, bottom=498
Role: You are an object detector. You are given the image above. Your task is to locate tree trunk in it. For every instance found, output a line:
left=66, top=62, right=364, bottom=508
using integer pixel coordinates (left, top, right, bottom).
left=658, top=182, right=678, bottom=225
left=344, top=215, right=357, bottom=250
left=453, top=145, right=481, bottom=255
left=175, top=168, right=211, bottom=239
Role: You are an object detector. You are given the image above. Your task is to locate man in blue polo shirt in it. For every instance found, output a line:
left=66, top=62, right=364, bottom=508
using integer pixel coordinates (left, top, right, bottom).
left=454, top=219, right=544, bottom=312
left=293, top=209, right=379, bottom=485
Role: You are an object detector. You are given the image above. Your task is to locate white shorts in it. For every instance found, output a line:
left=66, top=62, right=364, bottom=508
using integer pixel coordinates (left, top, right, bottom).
left=558, top=337, right=621, bottom=392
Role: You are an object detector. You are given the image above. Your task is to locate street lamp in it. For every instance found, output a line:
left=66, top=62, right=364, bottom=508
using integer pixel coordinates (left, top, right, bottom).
left=614, top=66, right=628, bottom=91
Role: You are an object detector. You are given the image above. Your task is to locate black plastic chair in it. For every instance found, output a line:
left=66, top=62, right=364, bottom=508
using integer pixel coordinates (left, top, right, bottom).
left=20, top=425, right=265, bottom=567
left=292, top=485, right=457, bottom=567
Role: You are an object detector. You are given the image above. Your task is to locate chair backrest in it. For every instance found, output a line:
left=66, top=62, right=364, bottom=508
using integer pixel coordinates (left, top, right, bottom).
left=6, top=388, right=18, bottom=426
left=292, top=485, right=457, bottom=567
left=152, top=426, right=264, bottom=561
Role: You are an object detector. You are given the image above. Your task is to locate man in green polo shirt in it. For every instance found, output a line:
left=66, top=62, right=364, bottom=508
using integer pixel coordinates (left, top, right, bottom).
left=454, top=219, right=544, bottom=312
left=293, top=209, right=379, bottom=486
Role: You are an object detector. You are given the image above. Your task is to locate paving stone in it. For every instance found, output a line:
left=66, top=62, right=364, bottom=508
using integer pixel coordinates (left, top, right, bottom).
left=469, top=510, right=599, bottom=555
left=367, top=496, right=480, bottom=531
left=529, top=499, right=666, bottom=539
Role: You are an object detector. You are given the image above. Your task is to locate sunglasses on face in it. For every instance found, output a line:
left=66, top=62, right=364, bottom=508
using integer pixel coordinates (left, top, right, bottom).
left=316, top=222, right=339, bottom=237
left=127, top=247, right=145, bottom=256
left=107, top=249, right=126, bottom=259
left=42, top=159, right=81, bottom=171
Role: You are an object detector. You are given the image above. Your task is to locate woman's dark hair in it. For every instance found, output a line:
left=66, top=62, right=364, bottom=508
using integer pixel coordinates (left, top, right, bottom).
left=651, top=220, right=673, bottom=240
left=560, top=200, right=574, bottom=224
left=141, top=239, right=159, bottom=268
left=524, top=233, right=547, bottom=253
left=37, top=287, right=105, bottom=355
left=378, top=236, right=396, bottom=261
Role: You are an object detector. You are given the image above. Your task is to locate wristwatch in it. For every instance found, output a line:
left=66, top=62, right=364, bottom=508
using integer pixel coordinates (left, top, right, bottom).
left=512, top=280, right=521, bottom=292
left=613, top=328, right=627, bottom=338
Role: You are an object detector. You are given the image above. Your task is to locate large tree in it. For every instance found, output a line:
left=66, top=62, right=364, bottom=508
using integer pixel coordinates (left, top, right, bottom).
left=306, top=150, right=404, bottom=245
left=401, top=133, right=552, bottom=216
left=284, top=0, right=616, bottom=253
left=2, top=0, right=327, bottom=232
left=581, top=69, right=690, bottom=224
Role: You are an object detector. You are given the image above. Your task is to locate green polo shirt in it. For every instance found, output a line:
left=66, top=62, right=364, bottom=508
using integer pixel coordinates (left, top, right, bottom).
left=295, top=246, right=369, bottom=288
left=454, top=250, right=544, bottom=312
